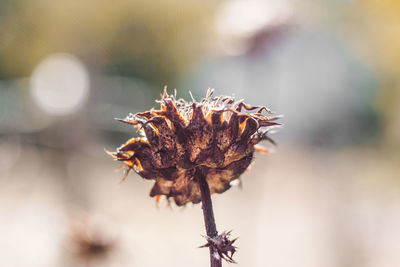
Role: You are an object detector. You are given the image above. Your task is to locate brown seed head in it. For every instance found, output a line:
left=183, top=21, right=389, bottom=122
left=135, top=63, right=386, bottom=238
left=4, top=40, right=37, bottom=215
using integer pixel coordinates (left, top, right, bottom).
left=107, top=88, right=280, bottom=206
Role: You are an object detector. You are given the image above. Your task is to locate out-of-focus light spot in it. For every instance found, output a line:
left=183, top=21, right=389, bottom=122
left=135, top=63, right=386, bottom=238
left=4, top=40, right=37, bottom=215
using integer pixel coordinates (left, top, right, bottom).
left=30, top=53, right=90, bottom=115
left=215, top=0, right=292, bottom=55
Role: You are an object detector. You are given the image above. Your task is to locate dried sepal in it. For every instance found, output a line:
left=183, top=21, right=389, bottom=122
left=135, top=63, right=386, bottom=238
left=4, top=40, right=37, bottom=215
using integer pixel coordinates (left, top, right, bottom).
left=200, top=231, right=238, bottom=263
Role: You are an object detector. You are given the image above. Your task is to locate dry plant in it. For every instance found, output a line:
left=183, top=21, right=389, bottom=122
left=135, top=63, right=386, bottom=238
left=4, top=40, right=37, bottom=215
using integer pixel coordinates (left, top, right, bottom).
left=107, top=88, right=279, bottom=266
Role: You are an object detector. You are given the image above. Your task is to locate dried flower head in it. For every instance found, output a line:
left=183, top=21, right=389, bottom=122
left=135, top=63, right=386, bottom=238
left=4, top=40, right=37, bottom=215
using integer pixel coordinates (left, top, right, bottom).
left=107, top=88, right=279, bottom=206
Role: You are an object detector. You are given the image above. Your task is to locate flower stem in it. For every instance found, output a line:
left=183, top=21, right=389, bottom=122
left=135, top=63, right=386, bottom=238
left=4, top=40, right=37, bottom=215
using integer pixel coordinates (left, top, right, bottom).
left=197, top=168, right=222, bottom=267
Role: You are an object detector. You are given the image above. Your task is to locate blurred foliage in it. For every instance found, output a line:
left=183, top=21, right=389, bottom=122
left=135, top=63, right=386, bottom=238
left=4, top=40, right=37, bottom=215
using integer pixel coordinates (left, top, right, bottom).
left=306, top=0, right=400, bottom=149
left=357, top=0, right=400, bottom=149
left=0, top=0, right=218, bottom=84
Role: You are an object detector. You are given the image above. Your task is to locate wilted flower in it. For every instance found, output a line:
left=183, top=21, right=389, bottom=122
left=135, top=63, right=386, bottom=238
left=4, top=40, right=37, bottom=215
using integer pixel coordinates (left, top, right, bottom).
left=107, top=89, right=279, bottom=206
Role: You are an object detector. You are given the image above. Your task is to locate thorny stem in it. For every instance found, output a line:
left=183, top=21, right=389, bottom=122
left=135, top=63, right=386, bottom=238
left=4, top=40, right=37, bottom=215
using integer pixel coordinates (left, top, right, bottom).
left=197, top=168, right=222, bottom=267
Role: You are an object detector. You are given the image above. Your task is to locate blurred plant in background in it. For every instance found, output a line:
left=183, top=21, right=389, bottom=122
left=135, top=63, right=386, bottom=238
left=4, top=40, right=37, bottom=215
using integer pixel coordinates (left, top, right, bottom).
left=356, top=0, right=400, bottom=151
left=0, top=0, right=215, bottom=83
left=66, top=216, right=118, bottom=267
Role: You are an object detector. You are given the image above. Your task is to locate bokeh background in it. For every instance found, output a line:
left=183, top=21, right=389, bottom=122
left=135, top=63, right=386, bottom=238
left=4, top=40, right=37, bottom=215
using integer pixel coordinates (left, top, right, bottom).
left=1, top=0, right=400, bottom=266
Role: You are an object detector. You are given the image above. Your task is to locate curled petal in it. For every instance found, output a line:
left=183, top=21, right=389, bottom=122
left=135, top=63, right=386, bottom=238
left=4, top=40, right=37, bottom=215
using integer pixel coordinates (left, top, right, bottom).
left=238, top=116, right=258, bottom=140
left=207, top=153, right=253, bottom=194
left=186, top=104, right=213, bottom=163
left=146, top=116, right=177, bottom=152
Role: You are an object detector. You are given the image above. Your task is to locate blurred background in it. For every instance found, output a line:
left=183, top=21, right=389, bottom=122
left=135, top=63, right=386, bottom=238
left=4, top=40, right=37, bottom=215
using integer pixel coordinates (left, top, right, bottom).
left=1, top=0, right=400, bottom=266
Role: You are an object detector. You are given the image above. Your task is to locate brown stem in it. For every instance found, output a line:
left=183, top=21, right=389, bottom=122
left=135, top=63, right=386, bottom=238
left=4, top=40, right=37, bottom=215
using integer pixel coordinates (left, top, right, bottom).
left=197, top=168, right=222, bottom=267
